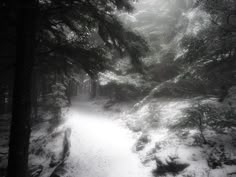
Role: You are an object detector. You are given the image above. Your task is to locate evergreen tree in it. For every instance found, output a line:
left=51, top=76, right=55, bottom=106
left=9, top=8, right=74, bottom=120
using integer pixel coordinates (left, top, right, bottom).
left=3, top=1, right=149, bottom=177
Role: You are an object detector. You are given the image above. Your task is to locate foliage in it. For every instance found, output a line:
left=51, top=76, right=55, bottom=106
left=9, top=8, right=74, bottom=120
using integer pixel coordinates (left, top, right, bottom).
left=98, top=71, right=151, bottom=101
left=173, top=0, right=236, bottom=92
left=153, top=155, right=189, bottom=176
left=36, top=0, right=149, bottom=76
left=119, top=0, right=236, bottom=98
left=173, top=101, right=236, bottom=143
left=1, top=0, right=150, bottom=116
left=46, top=82, right=69, bottom=109
left=35, top=0, right=150, bottom=107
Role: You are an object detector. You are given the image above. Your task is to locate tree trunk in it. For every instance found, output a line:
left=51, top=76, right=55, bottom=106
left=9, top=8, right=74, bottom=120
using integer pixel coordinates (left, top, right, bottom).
left=90, top=76, right=97, bottom=99
left=7, top=1, right=38, bottom=177
left=41, top=73, right=48, bottom=98
left=0, top=87, right=5, bottom=114
left=6, top=82, right=13, bottom=114
left=32, top=69, right=39, bottom=121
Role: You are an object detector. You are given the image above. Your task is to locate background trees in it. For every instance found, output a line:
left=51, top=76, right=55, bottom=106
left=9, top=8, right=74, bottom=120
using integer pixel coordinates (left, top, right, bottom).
left=109, top=0, right=236, bottom=99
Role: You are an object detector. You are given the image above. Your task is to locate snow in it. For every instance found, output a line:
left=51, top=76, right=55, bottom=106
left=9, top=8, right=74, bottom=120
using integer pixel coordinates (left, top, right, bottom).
left=1, top=98, right=236, bottom=177
left=62, top=101, right=152, bottom=177
left=124, top=98, right=236, bottom=177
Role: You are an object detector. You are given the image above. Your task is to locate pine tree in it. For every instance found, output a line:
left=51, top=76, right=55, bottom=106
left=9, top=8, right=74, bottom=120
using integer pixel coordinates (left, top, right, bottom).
left=4, top=1, right=149, bottom=176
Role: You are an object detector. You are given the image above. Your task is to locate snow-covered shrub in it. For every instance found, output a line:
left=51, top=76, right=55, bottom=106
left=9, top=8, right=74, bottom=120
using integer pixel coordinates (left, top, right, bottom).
left=46, top=83, right=69, bottom=109
left=207, top=144, right=226, bottom=169
left=29, top=126, right=71, bottom=177
left=42, top=82, right=69, bottom=126
left=127, top=102, right=161, bottom=132
left=172, top=102, right=236, bottom=144
left=135, top=133, right=151, bottom=151
left=207, top=143, right=236, bottom=169
left=172, top=103, right=209, bottom=144
left=153, top=155, right=189, bottom=176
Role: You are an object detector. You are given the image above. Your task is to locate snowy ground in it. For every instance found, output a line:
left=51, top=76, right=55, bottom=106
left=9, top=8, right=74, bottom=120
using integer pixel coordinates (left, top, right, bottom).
left=1, top=98, right=236, bottom=177
left=124, top=98, right=236, bottom=177
left=60, top=101, right=152, bottom=177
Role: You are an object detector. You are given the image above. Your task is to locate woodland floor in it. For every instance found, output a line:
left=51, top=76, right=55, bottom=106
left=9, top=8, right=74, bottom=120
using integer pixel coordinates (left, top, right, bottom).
left=0, top=98, right=236, bottom=177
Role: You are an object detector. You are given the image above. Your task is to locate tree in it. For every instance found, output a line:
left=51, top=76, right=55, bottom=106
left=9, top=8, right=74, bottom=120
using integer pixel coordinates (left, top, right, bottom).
left=4, top=0, right=149, bottom=176
left=167, top=0, right=236, bottom=96
left=7, top=0, right=38, bottom=177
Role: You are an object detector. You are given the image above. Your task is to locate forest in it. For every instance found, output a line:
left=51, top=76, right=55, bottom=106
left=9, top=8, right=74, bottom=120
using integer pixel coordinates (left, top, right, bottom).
left=0, top=0, right=236, bottom=177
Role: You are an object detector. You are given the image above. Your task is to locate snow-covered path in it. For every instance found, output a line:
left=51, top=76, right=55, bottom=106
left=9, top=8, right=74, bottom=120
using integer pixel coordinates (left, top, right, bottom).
left=64, top=102, right=152, bottom=177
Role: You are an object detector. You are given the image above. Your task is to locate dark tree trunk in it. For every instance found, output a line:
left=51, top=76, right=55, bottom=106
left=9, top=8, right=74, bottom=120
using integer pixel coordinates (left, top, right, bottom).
left=71, top=81, right=78, bottom=96
left=7, top=1, right=38, bottom=177
left=0, top=86, right=5, bottom=114
left=74, top=83, right=78, bottom=96
left=41, top=74, right=48, bottom=98
left=32, top=69, right=39, bottom=120
left=90, top=76, right=97, bottom=99
left=65, top=81, right=78, bottom=103
left=6, top=82, right=13, bottom=113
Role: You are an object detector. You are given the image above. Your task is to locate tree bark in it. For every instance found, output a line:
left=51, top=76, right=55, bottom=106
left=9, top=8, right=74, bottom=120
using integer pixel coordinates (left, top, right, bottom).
left=7, top=1, right=38, bottom=177
left=32, top=69, right=39, bottom=121
left=90, top=76, right=97, bottom=99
